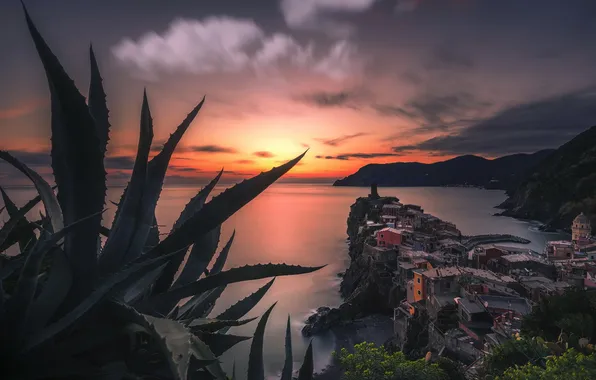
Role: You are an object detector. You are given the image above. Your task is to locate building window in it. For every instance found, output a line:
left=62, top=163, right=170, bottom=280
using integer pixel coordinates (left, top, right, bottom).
left=417, top=290, right=421, bottom=295
left=417, top=278, right=421, bottom=284
left=445, top=282, right=451, bottom=289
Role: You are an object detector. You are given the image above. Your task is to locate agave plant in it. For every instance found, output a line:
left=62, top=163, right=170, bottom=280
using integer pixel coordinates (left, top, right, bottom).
left=0, top=4, right=322, bottom=380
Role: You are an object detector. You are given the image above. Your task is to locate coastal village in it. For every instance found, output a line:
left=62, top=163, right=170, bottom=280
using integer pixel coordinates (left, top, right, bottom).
left=336, top=184, right=596, bottom=376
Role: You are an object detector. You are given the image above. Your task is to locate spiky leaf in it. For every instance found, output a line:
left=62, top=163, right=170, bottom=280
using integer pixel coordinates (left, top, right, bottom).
left=139, top=265, right=322, bottom=313
left=178, top=286, right=226, bottom=320
left=195, top=331, right=252, bottom=357
left=209, top=230, right=235, bottom=275
left=216, top=278, right=275, bottom=334
left=247, top=303, right=276, bottom=380
left=99, top=90, right=153, bottom=274
left=0, top=186, right=36, bottom=253
left=297, top=341, right=313, bottom=380
left=281, top=316, right=293, bottom=380
left=171, top=169, right=223, bottom=232
left=190, top=335, right=228, bottom=380
left=187, top=317, right=257, bottom=333
left=23, top=251, right=176, bottom=352
left=88, top=45, right=110, bottom=159
left=174, top=226, right=221, bottom=288
left=23, top=5, right=104, bottom=297
left=0, top=191, right=44, bottom=253
left=0, top=151, right=63, bottom=235
left=151, top=151, right=307, bottom=258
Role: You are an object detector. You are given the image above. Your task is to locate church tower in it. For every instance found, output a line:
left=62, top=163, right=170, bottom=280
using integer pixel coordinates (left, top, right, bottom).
left=572, top=212, right=591, bottom=242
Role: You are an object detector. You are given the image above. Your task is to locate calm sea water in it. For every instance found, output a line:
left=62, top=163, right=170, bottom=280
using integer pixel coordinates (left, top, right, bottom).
left=4, top=184, right=568, bottom=378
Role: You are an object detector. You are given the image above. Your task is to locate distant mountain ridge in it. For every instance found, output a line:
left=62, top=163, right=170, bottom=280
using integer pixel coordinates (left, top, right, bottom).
left=333, top=150, right=555, bottom=189
left=496, top=126, right=596, bottom=231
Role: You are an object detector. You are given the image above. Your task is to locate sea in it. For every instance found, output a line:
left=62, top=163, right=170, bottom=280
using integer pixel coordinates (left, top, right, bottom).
left=4, top=184, right=569, bottom=379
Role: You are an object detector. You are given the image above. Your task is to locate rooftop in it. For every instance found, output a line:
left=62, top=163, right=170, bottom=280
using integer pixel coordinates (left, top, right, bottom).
left=457, top=297, right=486, bottom=314
left=501, top=253, right=549, bottom=264
left=478, top=295, right=532, bottom=315
left=547, top=240, right=574, bottom=247
left=421, top=266, right=516, bottom=283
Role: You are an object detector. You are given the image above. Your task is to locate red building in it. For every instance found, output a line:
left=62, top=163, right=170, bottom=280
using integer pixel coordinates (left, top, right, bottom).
left=377, top=227, right=403, bottom=248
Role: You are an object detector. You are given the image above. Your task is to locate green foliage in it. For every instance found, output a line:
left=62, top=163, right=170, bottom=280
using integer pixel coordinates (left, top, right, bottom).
left=522, top=288, right=596, bottom=345
left=0, top=4, right=319, bottom=380
left=335, top=342, right=445, bottom=380
left=496, top=349, right=596, bottom=380
left=481, top=337, right=550, bottom=378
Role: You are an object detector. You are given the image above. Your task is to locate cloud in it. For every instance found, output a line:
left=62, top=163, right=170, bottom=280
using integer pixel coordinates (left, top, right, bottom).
left=374, top=92, right=491, bottom=134
left=189, top=145, right=238, bottom=154
left=253, top=151, right=275, bottom=158
left=315, top=132, right=369, bottom=147
left=0, top=99, right=48, bottom=120
left=425, top=45, right=474, bottom=71
left=235, top=159, right=255, bottom=164
left=113, top=17, right=359, bottom=81
left=391, top=87, right=596, bottom=155
left=0, top=151, right=136, bottom=170
left=280, top=0, right=377, bottom=36
left=316, top=152, right=401, bottom=160
left=298, top=90, right=355, bottom=108
left=395, top=0, right=419, bottom=14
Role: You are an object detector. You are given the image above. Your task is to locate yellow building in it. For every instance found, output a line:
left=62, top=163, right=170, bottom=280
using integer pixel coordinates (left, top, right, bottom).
left=572, top=212, right=591, bottom=242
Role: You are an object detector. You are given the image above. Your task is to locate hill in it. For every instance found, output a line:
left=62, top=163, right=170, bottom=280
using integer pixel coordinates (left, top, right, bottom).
left=332, top=150, right=554, bottom=190
left=496, top=126, right=596, bottom=231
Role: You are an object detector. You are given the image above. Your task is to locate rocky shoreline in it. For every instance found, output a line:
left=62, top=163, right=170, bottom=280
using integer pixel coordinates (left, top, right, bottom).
left=305, top=187, right=536, bottom=378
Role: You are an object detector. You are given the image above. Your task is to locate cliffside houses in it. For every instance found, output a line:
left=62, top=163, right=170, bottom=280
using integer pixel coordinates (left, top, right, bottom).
left=363, top=190, right=594, bottom=368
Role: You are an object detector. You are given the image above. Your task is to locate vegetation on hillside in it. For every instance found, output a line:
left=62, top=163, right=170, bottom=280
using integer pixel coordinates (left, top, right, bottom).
left=0, top=4, right=320, bottom=379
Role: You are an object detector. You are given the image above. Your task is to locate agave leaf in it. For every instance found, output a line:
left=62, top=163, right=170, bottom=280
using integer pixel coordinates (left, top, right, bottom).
left=88, top=45, right=110, bottom=159
left=23, top=250, right=176, bottom=352
left=107, top=301, right=191, bottom=380
left=0, top=151, right=63, bottom=235
left=153, top=224, right=220, bottom=298
left=0, top=210, right=100, bottom=346
left=216, top=278, right=276, bottom=334
left=144, top=214, right=160, bottom=252
left=247, top=303, right=277, bottom=380
left=178, top=286, right=226, bottom=321
left=99, top=90, right=153, bottom=275
left=23, top=6, right=105, bottom=297
left=0, top=256, right=25, bottom=281
left=123, top=264, right=168, bottom=304
left=0, top=191, right=44, bottom=252
left=195, top=331, right=252, bottom=357
left=0, top=186, right=36, bottom=253
left=171, top=169, right=223, bottom=232
left=190, top=334, right=228, bottom=380
left=174, top=226, right=221, bottom=288
left=297, top=341, right=314, bottom=380
left=26, top=247, right=72, bottom=333
left=151, top=150, right=307, bottom=258
left=187, top=317, right=257, bottom=333
left=125, top=98, right=205, bottom=265
left=143, top=315, right=192, bottom=380
left=209, top=230, right=235, bottom=275
left=280, top=316, right=293, bottom=380
left=139, top=265, right=322, bottom=314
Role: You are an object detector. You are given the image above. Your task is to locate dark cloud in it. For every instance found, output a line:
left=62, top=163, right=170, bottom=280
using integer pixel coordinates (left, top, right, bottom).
left=375, top=92, right=491, bottom=135
left=170, top=166, right=203, bottom=173
left=0, top=151, right=135, bottom=170
left=316, top=152, right=401, bottom=160
left=235, top=159, right=255, bottom=164
left=253, top=151, right=275, bottom=158
left=392, top=87, right=596, bottom=155
left=315, top=132, right=369, bottom=147
left=189, top=145, right=238, bottom=154
left=297, top=91, right=351, bottom=107
left=425, top=45, right=474, bottom=71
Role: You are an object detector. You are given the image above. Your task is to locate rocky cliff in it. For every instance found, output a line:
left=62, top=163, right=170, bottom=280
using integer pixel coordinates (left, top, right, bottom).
left=302, top=194, right=403, bottom=336
left=496, top=126, right=596, bottom=231
left=333, top=151, right=553, bottom=190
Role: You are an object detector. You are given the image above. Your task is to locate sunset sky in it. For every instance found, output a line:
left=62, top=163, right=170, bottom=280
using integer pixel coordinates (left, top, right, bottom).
left=2, top=0, right=596, bottom=185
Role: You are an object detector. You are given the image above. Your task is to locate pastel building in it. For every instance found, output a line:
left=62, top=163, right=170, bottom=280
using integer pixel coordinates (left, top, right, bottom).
left=572, top=213, right=592, bottom=242
left=376, top=227, right=404, bottom=248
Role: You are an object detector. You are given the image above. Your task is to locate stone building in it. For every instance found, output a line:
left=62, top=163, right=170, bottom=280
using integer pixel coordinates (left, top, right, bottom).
left=572, top=212, right=591, bottom=242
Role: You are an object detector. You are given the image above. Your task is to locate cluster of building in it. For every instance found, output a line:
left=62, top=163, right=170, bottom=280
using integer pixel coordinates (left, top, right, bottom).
left=359, top=190, right=594, bottom=368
